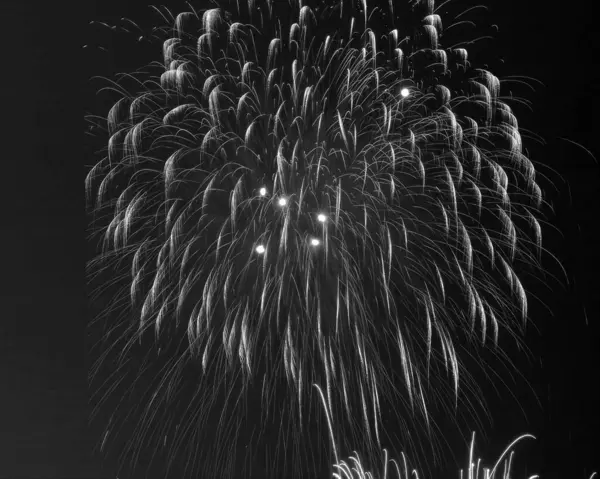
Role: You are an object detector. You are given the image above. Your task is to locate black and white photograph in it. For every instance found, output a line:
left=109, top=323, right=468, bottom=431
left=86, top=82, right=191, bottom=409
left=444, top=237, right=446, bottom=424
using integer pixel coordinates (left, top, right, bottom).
left=1, top=0, right=598, bottom=478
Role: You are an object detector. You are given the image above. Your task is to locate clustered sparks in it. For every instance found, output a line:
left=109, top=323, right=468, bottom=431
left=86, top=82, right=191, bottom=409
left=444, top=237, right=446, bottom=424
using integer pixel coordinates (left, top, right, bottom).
left=252, top=187, right=326, bottom=253
left=86, top=0, right=545, bottom=477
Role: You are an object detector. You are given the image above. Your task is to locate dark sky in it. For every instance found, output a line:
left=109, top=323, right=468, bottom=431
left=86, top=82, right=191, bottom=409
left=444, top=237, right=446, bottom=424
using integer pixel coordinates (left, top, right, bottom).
left=1, top=0, right=598, bottom=478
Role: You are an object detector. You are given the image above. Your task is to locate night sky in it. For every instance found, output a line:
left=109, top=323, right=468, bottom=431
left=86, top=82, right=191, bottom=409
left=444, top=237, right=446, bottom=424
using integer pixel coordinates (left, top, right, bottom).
left=1, top=0, right=598, bottom=478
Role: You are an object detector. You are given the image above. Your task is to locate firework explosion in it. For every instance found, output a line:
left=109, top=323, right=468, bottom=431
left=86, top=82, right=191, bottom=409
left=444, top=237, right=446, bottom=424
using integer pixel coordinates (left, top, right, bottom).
left=329, top=432, right=539, bottom=479
left=86, top=0, right=544, bottom=477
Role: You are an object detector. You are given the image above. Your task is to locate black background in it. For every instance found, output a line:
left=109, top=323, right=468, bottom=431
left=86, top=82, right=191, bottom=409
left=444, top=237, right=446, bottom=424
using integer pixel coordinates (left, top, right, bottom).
left=1, top=0, right=598, bottom=478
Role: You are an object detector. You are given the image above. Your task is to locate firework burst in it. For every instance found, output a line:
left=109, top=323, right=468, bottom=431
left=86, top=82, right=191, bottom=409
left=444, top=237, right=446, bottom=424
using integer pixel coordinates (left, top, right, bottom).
left=86, top=0, right=545, bottom=477
left=330, top=432, right=539, bottom=479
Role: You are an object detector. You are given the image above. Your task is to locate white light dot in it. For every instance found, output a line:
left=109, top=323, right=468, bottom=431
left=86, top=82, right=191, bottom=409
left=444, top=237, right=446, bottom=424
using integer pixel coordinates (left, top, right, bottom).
left=255, top=244, right=266, bottom=254
left=278, top=197, right=287, bottom=207
left=317, top=213, right=327, bottom=223
left=310, top=238, right=320, bottom=246
left=259, top=187, right=267, bottom=196
left=400, top=88, right=410, bottom=98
